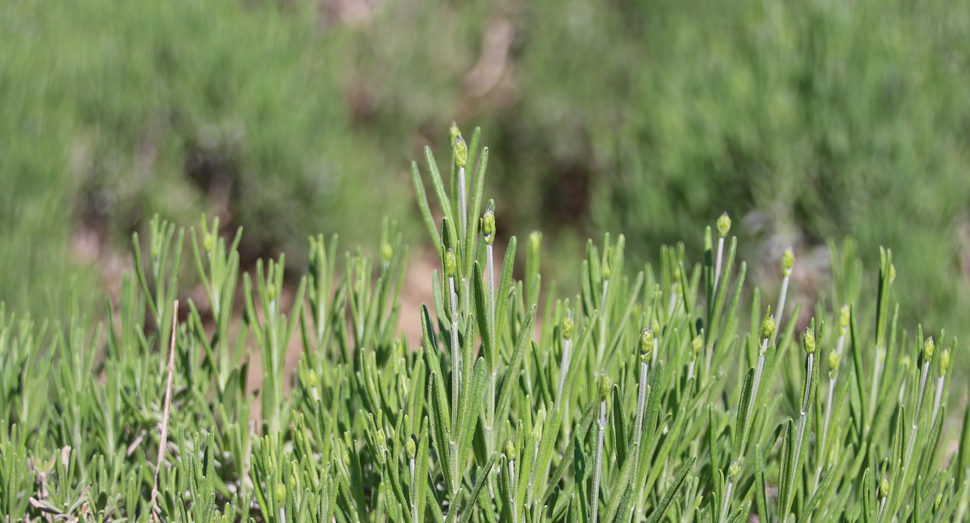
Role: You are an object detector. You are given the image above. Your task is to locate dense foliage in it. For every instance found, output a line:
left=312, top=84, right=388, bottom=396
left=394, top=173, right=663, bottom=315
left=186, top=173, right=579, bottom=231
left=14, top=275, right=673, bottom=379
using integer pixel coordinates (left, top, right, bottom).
left=1, top=131, right=969, bottom=522
left=4, top=0, right=970, bottom=339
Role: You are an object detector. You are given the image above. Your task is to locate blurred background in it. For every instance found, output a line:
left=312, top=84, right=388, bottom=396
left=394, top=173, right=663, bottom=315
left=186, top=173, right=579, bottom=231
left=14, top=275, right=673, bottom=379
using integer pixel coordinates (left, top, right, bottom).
left=2, top=0, right=970, bottom=340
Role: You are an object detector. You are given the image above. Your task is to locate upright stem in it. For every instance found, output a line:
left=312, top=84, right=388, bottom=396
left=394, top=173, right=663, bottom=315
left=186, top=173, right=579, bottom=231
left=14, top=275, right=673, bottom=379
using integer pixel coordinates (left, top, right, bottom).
left=458, top=167, right=467, bottom=238
left=449, top=276, right=460, bottom=429
left=591, top=400, right=607, bottom=523
left=714, top=237, right=725, bottom=290
left=817, top=333, right=845, bottom=487
left=557, top=339, right=572, bottom=403
left=486, top=244, right=495, bottom=323
left=409, top=457, right=418, bottom=523
left=775, top=275, right=790, bottom=333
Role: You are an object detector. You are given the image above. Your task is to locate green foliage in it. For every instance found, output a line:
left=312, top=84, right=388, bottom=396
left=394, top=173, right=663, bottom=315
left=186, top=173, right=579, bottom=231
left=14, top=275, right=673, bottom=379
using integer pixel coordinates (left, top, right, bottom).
left=0, top=0, right=414, bottom=319
left=2, top=130, right=970, bottom=522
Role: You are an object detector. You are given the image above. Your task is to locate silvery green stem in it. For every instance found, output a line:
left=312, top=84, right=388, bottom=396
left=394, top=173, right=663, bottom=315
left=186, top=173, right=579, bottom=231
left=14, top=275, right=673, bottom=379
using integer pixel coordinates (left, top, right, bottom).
left=449, top=276, right=460, bottom=428
left=788, top=353, right=814, bottom=515
left=591, top=400, right=607, bottom=523
left=687, top=358, right=696, bottom=381
left=459, top=166, right=467, bottom=238
left=714, top=237, right=725, bottom=290
left=904, top=361, right=931, bottom=476
left=775, top=274, right=790, bottom=331
left=509, top=458, right=517, bottom=523
left=557, top=339, right=572, bottom=403
left=739, top=338, right=769, bottom=458
left=719, top=479, right=734, bottom=523
left=932, top=375, right=945, bottom=427
left=818, top=333, right=845, bottom=486
left=409, top=458, right=418, bottom=523
left=279, top=508, right=286, bottom=523
left=486, top=244, right=495, bottom=322
left=634, top=360, right=649, bottom=448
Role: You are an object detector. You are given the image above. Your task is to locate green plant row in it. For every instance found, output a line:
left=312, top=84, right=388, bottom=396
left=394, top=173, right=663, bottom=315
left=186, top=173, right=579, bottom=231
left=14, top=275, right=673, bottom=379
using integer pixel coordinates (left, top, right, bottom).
left=1, top=128, right=967, bottom=522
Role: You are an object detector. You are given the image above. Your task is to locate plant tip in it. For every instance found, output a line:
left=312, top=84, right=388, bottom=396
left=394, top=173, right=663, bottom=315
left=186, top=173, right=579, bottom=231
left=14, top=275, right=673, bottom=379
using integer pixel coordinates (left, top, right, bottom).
left=782, top=247, right=794, bottom=277
left=716, top=212, right=731, bottom=238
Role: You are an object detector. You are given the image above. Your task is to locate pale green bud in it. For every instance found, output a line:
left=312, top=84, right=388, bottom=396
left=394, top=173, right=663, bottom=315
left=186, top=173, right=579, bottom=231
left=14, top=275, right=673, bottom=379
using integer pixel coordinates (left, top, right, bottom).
left=761, top=313, right=776, bottom=341
left=880, top=478, right=890, bottom=498
left=889, top=264, right=896, bottom=284
left=482, top=203, right=496, bottom=245
left=640, top=328, right=655, bottom=358
left=936, top=493, right=943, bottom=510
left=839, top=304, right=850, bottom=334
left=444, top=249, right=457, bottom=278
left=717, top=213, right=731, bottom=238
left=381, top=242, right=393, bottom=265
left=454, top=136, right=468, bottom=168
left=728, top=461, right=741, bottom=478
left=506, top=441, right=516, bottom=460
left=533, top=419, right=544, bottom=441
left=828, top=350, right=841, bottom=371
left=940, top=349, right=951, bottom=377
left=782, top=248, right=794, bottom=277
left=449, top=122, right=461, bottom=147
left=268, top=283, right=278, bottom=302
left=562, top=313, right=574, bottom=341
left=406, top=438, right=416, bottom=459
left=692, top=334, right=703, bottom=356
left=306, top=371, right=318, bottom=389
left=803, top=329, right=816, bottom=354
left=203, top=233, right=215, bottom=254
left=276, top=483, right=287, bottom=503
left=924, top=337, right=935, bottom=360
left=602, top=258, right=611, bottom=281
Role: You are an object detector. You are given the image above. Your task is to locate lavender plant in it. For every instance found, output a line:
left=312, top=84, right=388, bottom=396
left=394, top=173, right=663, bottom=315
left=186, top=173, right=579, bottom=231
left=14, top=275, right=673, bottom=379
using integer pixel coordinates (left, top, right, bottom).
left=0, top=128, right=967, bottom=523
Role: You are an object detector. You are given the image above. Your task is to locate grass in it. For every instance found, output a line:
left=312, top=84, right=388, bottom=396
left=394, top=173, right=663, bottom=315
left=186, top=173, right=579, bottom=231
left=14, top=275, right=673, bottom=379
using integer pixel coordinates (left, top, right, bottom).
left=1, top=128, right=969, bottom=522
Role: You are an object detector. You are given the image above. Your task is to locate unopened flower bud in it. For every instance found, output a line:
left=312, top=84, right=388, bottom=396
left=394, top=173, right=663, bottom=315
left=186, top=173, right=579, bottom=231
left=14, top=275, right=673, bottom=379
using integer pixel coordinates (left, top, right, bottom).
left=880, top=478, right=890, bottom=498
left=276, top=483, right=287, bottom=503
left=381, top=242, right=393, bottom=264
left=924, top=337, right=935, bottom=360
left=506, top=441, right=516, bottom=461
left=828, top=350, right=841, bottom=371
left=692, top=334, right=703, bottom=356
left=204, top=233, right=215, bottom=253
left=562, top=313, right=574, bottom=341
left=889, top=264, right=896, bottom=284
left=901, top=355, right=912, bottom=369
left=803, top=329, right=816, bottom=354
left=449, top=122, right=461, bottom=147
left=602, top=259, right=611, bottom=281
left=940, top=349, right=951, bottom=377
left=761, top=313, right=776, bottom=341
left=717, top=213, right=731, bottom=238
left=640, top=328, right=655, bottom=358
left=482, top=203, right=496, bottom=245
left=782, top=248, right=794, bottom=277
left=728, top=461, right=741, bottom=478
left=406, top=438, right=416, bottom=459
left=839, top=304, right=850, bottom=334
left=454, top=136, right=468, bottom=168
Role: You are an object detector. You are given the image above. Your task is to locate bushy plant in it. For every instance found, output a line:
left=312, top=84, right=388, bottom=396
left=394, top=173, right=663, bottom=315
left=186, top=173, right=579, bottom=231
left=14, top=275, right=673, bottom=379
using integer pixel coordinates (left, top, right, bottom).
left=1, top=130, right=968, bottom=522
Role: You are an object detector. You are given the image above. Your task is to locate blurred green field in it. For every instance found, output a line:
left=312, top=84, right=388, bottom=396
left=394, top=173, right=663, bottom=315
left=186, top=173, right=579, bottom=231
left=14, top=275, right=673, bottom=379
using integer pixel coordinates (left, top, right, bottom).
left=2, top=0, right=969, bottom=338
